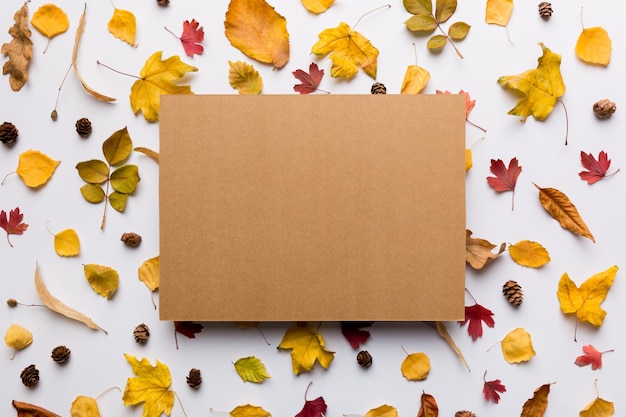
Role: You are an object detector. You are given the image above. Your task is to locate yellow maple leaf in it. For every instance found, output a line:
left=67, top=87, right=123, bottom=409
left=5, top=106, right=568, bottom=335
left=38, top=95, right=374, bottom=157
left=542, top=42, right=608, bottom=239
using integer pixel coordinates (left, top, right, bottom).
left=401, top=351, right=430, bottom=381
left=302, top=0, right=335, bottom=14
left=311, top=22, right=378, bottom=80
left=228, top=60, right=263, bottom=94
left=122, top=354, right=175, bottom=417
left=500, top=327, right=535, bottom=364
left=54, top=228, right=80, bottom=257
left=130, top=51, right=197, bottom=122
left=108, top=8, right=136, bottom=46
left=576, top=27, right=611, bottom=66
left=70, top=396, right=100, bottom=417
left=225, top=0, right=290, bottom=69
left=1, top=3, right=33, bottom=91
left=83, top=264, right=119, bottom=300
left=4, top=323, right=33, bottom=358
left=230, top=404, right=271, bottom=417
left=485, top=0, right=513, bottom=26
left=15, top=149, right=60, bottom=188
left=31, top=4, right=69, bottom=53
left=277, top=324, right=334, bottom=375
left=508, top=240, right=550, bottom=268
left=365, top=405, right=398, bottom=417
left=498, top=42, right=565, bottom=122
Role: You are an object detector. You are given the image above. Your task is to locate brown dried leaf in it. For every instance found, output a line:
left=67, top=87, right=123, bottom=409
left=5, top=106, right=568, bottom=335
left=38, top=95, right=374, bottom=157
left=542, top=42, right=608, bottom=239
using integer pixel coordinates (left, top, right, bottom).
left=417, top=392, right=439, bottom=417
left=534, top=183, right=595, bottom=242
left=12, top=400, right=61, bottom=417
left=1, top=3, right=33, bottom=91
left=134, top=147, right=159, bottom=164
left=466, top=229, right=505, bottom=269
left=521, top=383, right=553, bottom=417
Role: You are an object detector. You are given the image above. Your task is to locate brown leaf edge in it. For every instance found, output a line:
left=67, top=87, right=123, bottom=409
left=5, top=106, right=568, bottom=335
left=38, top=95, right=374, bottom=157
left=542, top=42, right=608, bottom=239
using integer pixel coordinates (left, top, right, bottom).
left=520, top=383, right=555, bottom=417
left=466, top=229, right=506, bottom=269
left=13, top=400, right=61, bottom=417
left=134, top=147, right=159, bottom=164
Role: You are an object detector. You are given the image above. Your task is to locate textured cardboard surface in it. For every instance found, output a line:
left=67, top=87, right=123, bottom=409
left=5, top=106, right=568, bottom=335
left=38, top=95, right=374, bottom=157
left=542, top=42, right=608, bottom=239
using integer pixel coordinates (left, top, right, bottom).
left=159, top=94, right=466, bottom=321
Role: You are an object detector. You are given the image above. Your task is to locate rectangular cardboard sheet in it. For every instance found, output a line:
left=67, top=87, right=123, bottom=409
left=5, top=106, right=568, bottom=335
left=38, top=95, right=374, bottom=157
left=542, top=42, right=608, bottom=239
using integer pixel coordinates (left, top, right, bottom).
left=159, top=94, right=466, bottom=321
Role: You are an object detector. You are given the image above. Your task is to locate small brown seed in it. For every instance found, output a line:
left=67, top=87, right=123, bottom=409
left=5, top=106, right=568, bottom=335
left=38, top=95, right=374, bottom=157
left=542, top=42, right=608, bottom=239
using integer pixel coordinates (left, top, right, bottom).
left=593, top=99, right=616, bottom=119
left=121, top=232, right=142, bottom=247
left=7, top=298, right=18, bottom=307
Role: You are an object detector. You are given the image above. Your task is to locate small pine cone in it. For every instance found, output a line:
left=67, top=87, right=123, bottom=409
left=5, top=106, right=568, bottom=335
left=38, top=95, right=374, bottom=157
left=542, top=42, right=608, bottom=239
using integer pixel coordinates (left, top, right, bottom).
left=0, top=122, right=19, bottom=144
left=503, top=280, right=523, bottom=306
left=186, top=368, right=202, bottom=388
left=121, top=232, right=142, bottom=247
left=157, top=0, right=170, bottom=5
left=455, top=411, right=476, bottom=417
left=371, top=82, right=386, bottom=95
left=133, top=323, right=150, bottom=344
left=593, top=99, right=616, bottom=119
left=51, top=345, right=71, bottom=364
left=20, top=364, right=39, bottom=388
left=356, top=350, right=373, bottom=368
left=538, top=2, right=553, bottom=19
left=75, top=118, right=92, bottom=137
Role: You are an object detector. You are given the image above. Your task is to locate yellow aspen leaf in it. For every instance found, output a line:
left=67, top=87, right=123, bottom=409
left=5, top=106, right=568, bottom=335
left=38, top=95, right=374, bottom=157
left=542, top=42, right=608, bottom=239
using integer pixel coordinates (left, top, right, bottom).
left=224, top=0, right=290, bottom=69
left=580, top=396, right=614, bottom=417
left=84, top=264, right=119, bottom=300
left=466, top=229, right=506, bottom=269
left=302, top=0, right=335, bottom=14
left=230, top=404, right=271, bottom=417
left=4, top=324, right=33, bottom=357
left=70, top=396, right=100, bottom=417
left=234, top=356, right=271, bottom=383
left=311, top=22, right=378, bottom=80
left=277, top=323, right=334, bottom=375
left=54, top=228, right=80, bottom=257
left=498, top=42, right=565, bottom=122
left=228, top=60, right=263, bottom=94
left=138, top=256, right=159, bottom=292
left=130, top=51, right=197, bottom=122
left=575, top=27, right=611, bottom=66
left=508, top=240, right=550, bottom=268
left=15, top=149, right=60, bottom=188
left=417, top=392, right=438, bottom=417
left=1, top=3, right=33, bottom=91
left=122, top=354, right=175, bottom=417
left=401, top=64, right=430, bottom=94
left=401, top=351, right=430, bottom=381
left=521, top=383, right=552, bottom=417
left=486, top=0, right=513, bottom=26
left=31, top=4, right=69, bottom=53
left=500, top=328, right=535, bottom=364
left=365, top=404, right=398, bottom=417
left=108, top=8, right=136, bottom=46
left=534, top=183, right=594, bottom=242
left=465, top=149, right=473, bottom=171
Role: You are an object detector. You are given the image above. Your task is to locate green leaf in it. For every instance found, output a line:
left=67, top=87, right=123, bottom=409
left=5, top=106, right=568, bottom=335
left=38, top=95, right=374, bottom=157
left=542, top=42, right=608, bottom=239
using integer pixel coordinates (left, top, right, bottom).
left=110, top=164, right=140, bottom=194
left=109, top=191, right=128, bottom=212
left=403, top=0, right=432, bottom=15
left=448, top=21, right=470, bottom=40
left=233, top=356, right=271, bottom=383
left=83, top=263, right=119, bottom=299
left=80, top=184, right=106, bottom=203
left=103, top=127, right=132, bottom=166
left=427, top=34, right=448, bottom=50
left=405, top=14, right=437, bottom=32
left=435, top=0, right=456, bottom=23
left=76, top=160, right=109, bottom=184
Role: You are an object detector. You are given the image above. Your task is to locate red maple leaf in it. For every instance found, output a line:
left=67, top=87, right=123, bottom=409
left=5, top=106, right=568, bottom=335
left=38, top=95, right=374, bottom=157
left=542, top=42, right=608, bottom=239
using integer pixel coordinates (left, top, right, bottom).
left=579, top=151, right=619, bottom=184
left=296, top=382, right=327, bottom=417
left=483, top=371, right=506, bottom=403
left=173, top=321, right=203, bottom=349
left=575, top=344, right=613, bottom=370
left=293, top=63, right=325, bottom=94
left=341, top=322, right=373, bottom=349
left=486, top=157, right=522, bottom=210
left=165, top=19, right=204, bottom=57
left=0, top=207, right=28, bottom=247
left=460, top=303, right=495, bottom=340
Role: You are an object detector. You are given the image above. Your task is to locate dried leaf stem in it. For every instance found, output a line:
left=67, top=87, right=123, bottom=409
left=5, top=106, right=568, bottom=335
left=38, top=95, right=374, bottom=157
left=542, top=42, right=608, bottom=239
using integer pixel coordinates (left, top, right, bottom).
left=352, top=4, right=391, bottom=32
left=97, top=61, right=141, bottom=79
left=51, top=63, right=72, bottom=120
left=558, top=98, right=569, bottom=145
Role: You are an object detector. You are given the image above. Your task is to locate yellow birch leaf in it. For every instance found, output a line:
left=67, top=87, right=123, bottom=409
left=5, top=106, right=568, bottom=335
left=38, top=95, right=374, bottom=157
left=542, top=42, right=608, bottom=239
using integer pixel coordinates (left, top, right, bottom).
left=138, top=256, right=159, bottom=292
left=130, top=51, right=197, bottom=122
left=311, top=22, right=378, bottom=80
left=70, top=396, right=100, bottom=417
left=575, top=27, right=611, bottom=66
left=54, top=228, right=80, bottom=257
left=466, top=229, right=506, bottom=269
left=580, top=396, right=614, bottom=417
left=16, top=149, right=60, bottom=188
left=108, top=8, right=136, bottom=46
left=486, top=0, right=513, bottom=26
left=4, top=323, right=33, bottom=353
left=225, top=0, right=290, bottom=69
left=508, top=240, right=550, bottom=268
left=230, top=404, right=271, bottom=417
left=122, top=354, right=174, bottom=417
left=465, top=149, right=473, bottom=171
left=302, top=0, right=335, bottom=14
left=534, top=183, right=594, bottom=242
left=401, top=352, right=430, bottom=381
left=500, top=327, right=535, bottom=364
left=1, top=3, right=33, bottom=91
left=31, top=4, right=69, bottom=53
left=228, top=60, right=263, bottom=94
left=521, top=384, right=552, bottom=417
left=401, top=65, right=430, bottom=94
left=277, top=323, right=334, bottom=375
left=83, top=264, right=119, bottom=300
left=365, top=405, right=398, bottom=417
left=234, top=356, right=271, bottom=383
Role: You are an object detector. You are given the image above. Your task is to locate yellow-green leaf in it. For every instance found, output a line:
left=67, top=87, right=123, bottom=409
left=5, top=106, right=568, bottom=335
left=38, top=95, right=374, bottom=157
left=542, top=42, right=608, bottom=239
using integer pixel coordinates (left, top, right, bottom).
left=404, top=0, right=432, bottom=15
left=508, top=240, right=550, bottom=268
left=109, top=191, right=128, bottom=212
left=427, top=34, right=447, bottom=51
left=365, top=404, right=398, bottom=417
left=301, top=0, right=335, bottom=13
left=70, top=396, right=100, bottom=417
left=230, top=404, right=271, bottom=417
left=234, top=356, right=271, bottom=383
left=54, top=228, right=80, bottom=257
left=401, top=351, right=430, bottom=381
left=84, top=264, right=119, bottom=299
left=405, top=14, right=437, bottom=32
left=228, top=60, right=263, bottom=95
left=575, top=27, right=611, bottom=66
left=108, top=8, right=136, bottom=46
left=448, top=21, right=470, bottom=40
left=80, top=184, right=106, bottom=203
left=486, top=0, right=513, bottom=26
left=76, top=160, right=109, bottom=184
left=4, top=323, right=33, bottom=354
left=436, top=0, right=457, bottom=23
left=31, top=4, right=69, bottom=53
left=401, top=64, right=430, bottom=94
left=103, top=127, right=132, bottom=166
left=16, top=149, right=60, bottom=188
left=501, top=328, right=535, bottom=364
left=110, top=165, right=140, bottom=194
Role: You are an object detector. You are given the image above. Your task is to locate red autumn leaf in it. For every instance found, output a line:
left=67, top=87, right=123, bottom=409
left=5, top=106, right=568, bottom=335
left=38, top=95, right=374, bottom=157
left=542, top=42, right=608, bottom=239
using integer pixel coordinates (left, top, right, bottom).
left=165, top=19, right=204, bottom=57
left=575, top=344, right=613, bottom=370
left=486, top=157, right=522, bottom=210
left=483, top=370, right=506, bottom=403
left=579, top=150, right=619, bottom=184
left=293, top=62, right=325, bottom=94
left=173, top=321, right=203, bottom=349
left=0, top=207, right=28, bottom=247
left=340, top=321, right=373, bottom=349
left=436, top=89, right=486, bottom=132
left=460, top=303, right=495, bottom=340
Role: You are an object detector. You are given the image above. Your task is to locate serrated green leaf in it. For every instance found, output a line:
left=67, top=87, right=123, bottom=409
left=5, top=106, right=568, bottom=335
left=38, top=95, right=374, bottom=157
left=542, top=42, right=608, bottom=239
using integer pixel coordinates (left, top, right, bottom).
left=427, top=34, right=447, bottom=50
left=110, top=165, right=140, bottom=193
left=405, top=14, right=437, bottom=32
left=448, top=21, right=470, bottom=40
left=403, top=0, right=432, bottom=15
left=84, top=263, right=119, bottom=299
left=109, top=191, right=128, bottom=212
left=435, top=0, right=456, bottom=23
left=76, top=159, right=109, bottom=184
left=234, top=356, right=271, bottom=383
left=80, top=184, right=106, bottom=203
left=103, top=127, right=132, bottom=166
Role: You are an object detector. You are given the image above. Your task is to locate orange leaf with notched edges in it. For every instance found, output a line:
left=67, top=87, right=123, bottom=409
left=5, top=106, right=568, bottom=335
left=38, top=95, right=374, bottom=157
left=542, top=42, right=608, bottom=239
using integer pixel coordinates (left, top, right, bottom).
left=580, top=391, right=614, bottom=417
left=224, top=0, right=290, bottom=68
left=108, top=8, right=136, bottom=46
left=1, top=3, right=33, bottom=91
left=508, top=240, right=550, bottom=268
left=277, top=323, right=334, bottom=375
left=466, top=229, right=506, bottom=269
left=521, top=384, right=552, bottom=417
left=534, top=183, right=594, bottom=242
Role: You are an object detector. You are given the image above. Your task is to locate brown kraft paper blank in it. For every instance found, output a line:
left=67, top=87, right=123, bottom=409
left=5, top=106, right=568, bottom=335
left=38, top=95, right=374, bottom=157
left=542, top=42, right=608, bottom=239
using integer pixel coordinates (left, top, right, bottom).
left=159, top=94, right=466, bottom=322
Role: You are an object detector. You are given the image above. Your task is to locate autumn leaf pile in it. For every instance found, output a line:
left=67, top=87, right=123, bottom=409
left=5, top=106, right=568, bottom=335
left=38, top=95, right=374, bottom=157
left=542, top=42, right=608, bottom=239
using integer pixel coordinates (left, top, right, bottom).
left=1, top=1, right=625, bottom=417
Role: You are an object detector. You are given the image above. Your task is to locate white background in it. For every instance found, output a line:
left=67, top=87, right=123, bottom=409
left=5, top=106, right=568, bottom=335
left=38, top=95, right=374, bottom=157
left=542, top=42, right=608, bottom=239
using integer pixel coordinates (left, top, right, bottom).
left=1, top=0, right=626, bottom=416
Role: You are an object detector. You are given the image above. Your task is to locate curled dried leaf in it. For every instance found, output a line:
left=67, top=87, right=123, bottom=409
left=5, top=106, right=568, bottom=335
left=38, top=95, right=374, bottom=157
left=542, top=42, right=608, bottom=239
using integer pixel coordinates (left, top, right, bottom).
left=534, top=183, right=594, bottom=242
left=466, top=229, right=506, bottom=269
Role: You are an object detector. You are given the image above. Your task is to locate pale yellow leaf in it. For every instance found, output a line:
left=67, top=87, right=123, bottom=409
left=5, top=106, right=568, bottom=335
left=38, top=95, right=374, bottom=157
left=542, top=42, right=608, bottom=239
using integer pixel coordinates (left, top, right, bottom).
left=4, top=324, right=33, bottom=353
left=501, top=328, right=535, bottom=364
left=31, top=4, right=69, bottom=53
left=16, top=149, right=60, bottom=188
left=54, top=228, right=80, bottom=257
left=108, top=8, right=136, bottom=46
left=365, top=404, right=398, bottom=417
left=138, top=256, right=159, bottom=292
left=486, top=0, right=513, bottom=26
left=401, top=352, right=430, bottom=381
left=70, top=396, right=100, bottom=417
left=508, top=240, right=550, bottom=268
left=230, top=404, right=271, bottom=417
left=302, top=0, right=335, bottom=14
left=401, top=64, right=430, bottom=94
left=83, top=264, right=119, bottom=300
left=575, top=27, right=611, bottom=66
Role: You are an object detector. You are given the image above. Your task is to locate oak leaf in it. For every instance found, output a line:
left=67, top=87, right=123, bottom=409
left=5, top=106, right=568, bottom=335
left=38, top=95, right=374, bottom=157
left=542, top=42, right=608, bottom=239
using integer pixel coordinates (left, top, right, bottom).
left=15, top=149, right=60, bottom=188
left=296, top=383, right=327, bottom=417
left=508, top=240, right=550, bottom=268
left=580, top=395, right=614, bottom=417
left=311, top=22, right=378, bottom=79
left=534, top=183, right=594, bottom=242
left=466, top=229, right=506, bottom=269
left=229, top=405, right=271, bottom=417
left=108, top=8, right=136, bottom=46
left=234, top=356, right=271, bottom=383
left=365, top=405, right=398, bottom=417
left=521, top=384, right=552, bottom=417
left=500, top=328, right=536, bottom=364
left=575, top=345, right=613, bottom=370
left=293, top=62, right=325, bottom=94
left=417, top=392, right=438, bottom=417
left=277, top=323, right=334, bottom=375
left=401, top=351, right=431, bottom=381
left=340, top=321, right=373, bottom=349
left=130, top=51, right=197, bottom=122
left=122, top=354, right=174, bottom=417
left=302, top=0, right=335, bottom=14
left=53, top=228, right=80, bottom=257
left=576, top=27, right=611, bottom=66
left=4, top=323, right=33, bottom=358
left=487, top=157, right=522, bottom=210
left=224, top=0, right=290, bottom=68
left=31, top=4, right=69, bottom=53
left=498, top=43, right=565, bottom=122
left=228, top=60, right=263, bottom=94
left=461, top=303, right=495, bottom=340
left=579, top=151, right=619, bottom=184
left=83, top=264, right=119, bottom=299
left=1, top=3, right=33, bottom=91
left=483, top=370, right=506, bottom=403
left=12, top=400, right=61, bottom=417
left=0, top=207, right=28, bottom=247
left=486, top=0, right=513, bottom=26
